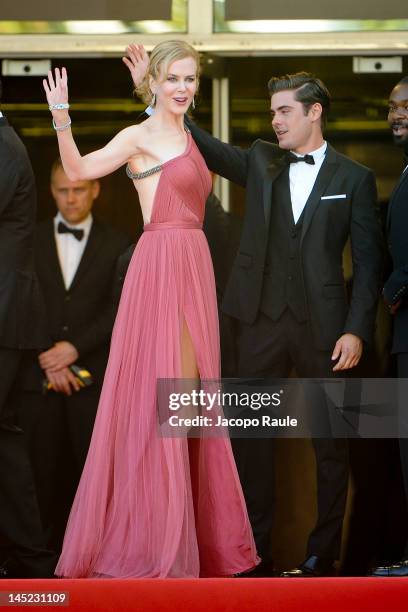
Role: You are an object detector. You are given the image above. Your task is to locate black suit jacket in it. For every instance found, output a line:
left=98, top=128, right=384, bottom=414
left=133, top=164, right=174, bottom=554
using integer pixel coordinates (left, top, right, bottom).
left=0, top=116, right=48, bottom=349
left=23, top=217, right=132, bottom=390
left=384, top=164, right=408, bottom=353
left=189, top=124, right=384, bottom=351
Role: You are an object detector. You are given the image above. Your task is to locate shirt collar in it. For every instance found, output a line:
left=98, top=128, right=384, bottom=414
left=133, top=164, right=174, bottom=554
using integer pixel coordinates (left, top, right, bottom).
left=291, top=141, right=327, bottom=162
left=54, top=211, right=93, bottom=236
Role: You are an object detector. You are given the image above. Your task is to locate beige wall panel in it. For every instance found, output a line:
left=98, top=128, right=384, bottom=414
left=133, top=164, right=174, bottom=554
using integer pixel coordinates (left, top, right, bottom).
left=0, top=0, right=172, bottom=20
left=225, top=0, right=407, bottom=20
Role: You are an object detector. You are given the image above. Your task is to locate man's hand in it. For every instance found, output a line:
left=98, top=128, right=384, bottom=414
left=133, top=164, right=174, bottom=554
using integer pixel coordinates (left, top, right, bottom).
left=45, top=367, right=80, bottom=396
left=122, top=43, right=149, bottom=89
left=331, top=333, right=363, bottom=371
left=39, top=341, right=79, bottom=371
left=384, top=295, right=402, bottom=315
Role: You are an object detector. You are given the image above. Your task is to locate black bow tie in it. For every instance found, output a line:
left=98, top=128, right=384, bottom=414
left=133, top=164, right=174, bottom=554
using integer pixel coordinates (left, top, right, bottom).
left=285, top=152, right=315, bottom=165
left=57, top=221, right=84, bottom=241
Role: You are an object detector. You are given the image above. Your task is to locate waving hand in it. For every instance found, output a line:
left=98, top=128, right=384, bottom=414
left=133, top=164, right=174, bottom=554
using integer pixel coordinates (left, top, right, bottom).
left=122, top=44, right=149, bottom=89
left=43, top=67, right=69, bottom=110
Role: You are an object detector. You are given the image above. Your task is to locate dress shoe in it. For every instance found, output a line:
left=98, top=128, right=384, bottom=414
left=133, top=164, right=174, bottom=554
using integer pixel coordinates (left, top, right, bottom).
left=234, top=560, right=276, bottom=577
left=0, top=565, right=8, bottom=578
left=370, top=559, right=408, bottom=577
left=0, top=558, right=15, bottom=578
left=0, top=555, right=56, bottom=579
left=281, top=555, right=335, bottom=577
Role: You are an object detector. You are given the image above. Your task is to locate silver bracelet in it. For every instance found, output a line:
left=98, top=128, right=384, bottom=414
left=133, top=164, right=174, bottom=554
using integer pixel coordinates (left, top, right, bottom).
left=52, top=117, right=72, bottom=131
left=49, top=102, right=70, bottom=111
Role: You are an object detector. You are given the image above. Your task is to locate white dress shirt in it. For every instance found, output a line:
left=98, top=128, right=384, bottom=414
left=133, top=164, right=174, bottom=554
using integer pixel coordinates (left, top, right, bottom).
left=54, top=212, right=93, bottom=289
left=289, top=141, right=327, bottom=224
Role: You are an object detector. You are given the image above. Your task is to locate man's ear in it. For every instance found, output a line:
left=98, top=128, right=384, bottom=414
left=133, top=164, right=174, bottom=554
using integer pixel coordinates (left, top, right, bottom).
left=92, top=180, right=100, bottom=200
left=309, top=102, right=323, bottom=124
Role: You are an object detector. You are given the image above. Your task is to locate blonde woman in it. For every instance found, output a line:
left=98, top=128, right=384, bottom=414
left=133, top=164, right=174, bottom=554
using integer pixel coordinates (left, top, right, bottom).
left=44, top=41, right=259, bottom=578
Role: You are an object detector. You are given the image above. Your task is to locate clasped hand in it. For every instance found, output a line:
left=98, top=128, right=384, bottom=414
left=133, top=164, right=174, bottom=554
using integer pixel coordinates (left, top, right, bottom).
left=39, top=340, right=79, bottom=371
left=40, top=341, right=80, bottom=396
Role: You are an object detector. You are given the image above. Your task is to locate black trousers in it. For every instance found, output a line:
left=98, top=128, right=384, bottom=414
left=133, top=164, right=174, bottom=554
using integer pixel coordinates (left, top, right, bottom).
left=0, top=348, right=55, bottom=577
left=17, top=386, right=101, bottom=552
left=397, top=353, right=408, bottom=558
left=233, top=309, right=348, bottom=561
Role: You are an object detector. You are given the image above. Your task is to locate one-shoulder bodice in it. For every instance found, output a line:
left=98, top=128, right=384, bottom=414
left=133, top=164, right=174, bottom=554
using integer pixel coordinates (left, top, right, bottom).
left=128, top=131, right=212, bottom=228
left=125, top=127, right=193, bottom=181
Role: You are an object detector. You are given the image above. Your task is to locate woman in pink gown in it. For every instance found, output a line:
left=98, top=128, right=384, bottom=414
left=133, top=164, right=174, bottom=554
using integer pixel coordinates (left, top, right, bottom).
left=43, top=41, right=259, bottom=578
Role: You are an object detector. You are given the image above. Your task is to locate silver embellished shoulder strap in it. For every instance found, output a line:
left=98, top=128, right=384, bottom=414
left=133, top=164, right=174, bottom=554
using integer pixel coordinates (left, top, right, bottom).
left=126, top=163, right=163, bottom=180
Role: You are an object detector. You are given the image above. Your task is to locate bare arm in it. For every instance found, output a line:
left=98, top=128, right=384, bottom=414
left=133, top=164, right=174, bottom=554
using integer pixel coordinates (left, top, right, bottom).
left=43, top=67, right=140, bottom=181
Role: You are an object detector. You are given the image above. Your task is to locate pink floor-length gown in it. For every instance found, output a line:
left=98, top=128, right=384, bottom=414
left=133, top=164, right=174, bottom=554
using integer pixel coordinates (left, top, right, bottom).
left=56, top=131, right=259, bottom=578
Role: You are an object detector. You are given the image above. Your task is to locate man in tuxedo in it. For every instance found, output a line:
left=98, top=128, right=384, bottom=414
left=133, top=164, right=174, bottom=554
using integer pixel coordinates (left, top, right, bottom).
left=18, top=158, right=131, bottom=549
left=371, top=75, right=408, bottom=577
left=0, top=78, right=55, bottom=577
left=187, top=73, right=383, bottom=576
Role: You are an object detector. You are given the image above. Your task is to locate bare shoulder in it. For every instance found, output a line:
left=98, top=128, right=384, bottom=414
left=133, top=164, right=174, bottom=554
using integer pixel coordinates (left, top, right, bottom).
left=116, top=123, right=144, bottom=143
left=110, top=123, right=146, bottom=157
left=124, top=120, right=160, bottom=157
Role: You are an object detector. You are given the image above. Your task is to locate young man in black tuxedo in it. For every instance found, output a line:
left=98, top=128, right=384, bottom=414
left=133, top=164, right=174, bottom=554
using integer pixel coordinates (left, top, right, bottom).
left=18, top=158, right=131, bottom=550
left=371, top=75, right=408, bottom=577
left=0, top=78, right=55, bottom=578
left=186, top=73, right=384, bottom=577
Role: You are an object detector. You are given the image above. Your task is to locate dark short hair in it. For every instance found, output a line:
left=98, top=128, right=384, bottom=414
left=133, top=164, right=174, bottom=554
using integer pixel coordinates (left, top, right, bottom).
left=50, top=156, right=64, bottom=180
left=268, top=72, right=331, bottom=129
left=50, top=156, right=98, bottom=185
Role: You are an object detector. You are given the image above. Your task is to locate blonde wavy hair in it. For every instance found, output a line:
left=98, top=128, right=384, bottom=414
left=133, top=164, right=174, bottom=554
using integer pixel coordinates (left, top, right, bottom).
left=135, top=40, right=201, bottom=105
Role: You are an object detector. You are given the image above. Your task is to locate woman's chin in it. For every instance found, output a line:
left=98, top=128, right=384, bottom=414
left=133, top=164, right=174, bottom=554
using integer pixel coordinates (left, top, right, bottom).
left=172, top=104, right=189, bottom=115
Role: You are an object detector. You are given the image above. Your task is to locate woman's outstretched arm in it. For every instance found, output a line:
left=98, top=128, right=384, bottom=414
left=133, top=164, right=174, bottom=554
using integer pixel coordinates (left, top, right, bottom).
left=43, top=67, right=140, bottom=181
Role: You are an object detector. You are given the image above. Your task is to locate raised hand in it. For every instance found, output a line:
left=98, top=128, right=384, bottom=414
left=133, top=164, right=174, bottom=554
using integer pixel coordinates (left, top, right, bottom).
left=43, top=67, right=69, bottom=111
left=122, top=43, right=149, bottom=89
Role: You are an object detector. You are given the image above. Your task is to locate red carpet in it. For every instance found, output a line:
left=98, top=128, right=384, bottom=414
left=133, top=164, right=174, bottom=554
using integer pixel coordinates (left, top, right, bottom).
left=0, top=578, right=407, bottom=611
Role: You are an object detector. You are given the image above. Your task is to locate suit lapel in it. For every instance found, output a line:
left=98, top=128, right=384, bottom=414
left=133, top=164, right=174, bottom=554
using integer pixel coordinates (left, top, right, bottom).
left=300, top=144, right=339, bottom=245
left=263, top=155, right=287, bottom=229
left=69, top=220, right=103, bottom=291
left=42, top=220, right=66, bottom=293
left=386, top=166, right=408, bottom=231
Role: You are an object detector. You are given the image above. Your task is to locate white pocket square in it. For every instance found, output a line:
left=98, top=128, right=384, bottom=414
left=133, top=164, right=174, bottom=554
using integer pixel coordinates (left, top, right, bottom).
left=321, top=194, right=347, bottom=200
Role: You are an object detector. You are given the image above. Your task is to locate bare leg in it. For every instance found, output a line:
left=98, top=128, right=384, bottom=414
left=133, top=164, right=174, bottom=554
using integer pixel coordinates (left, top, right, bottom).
left=181, top=318, right=199, bottom=380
